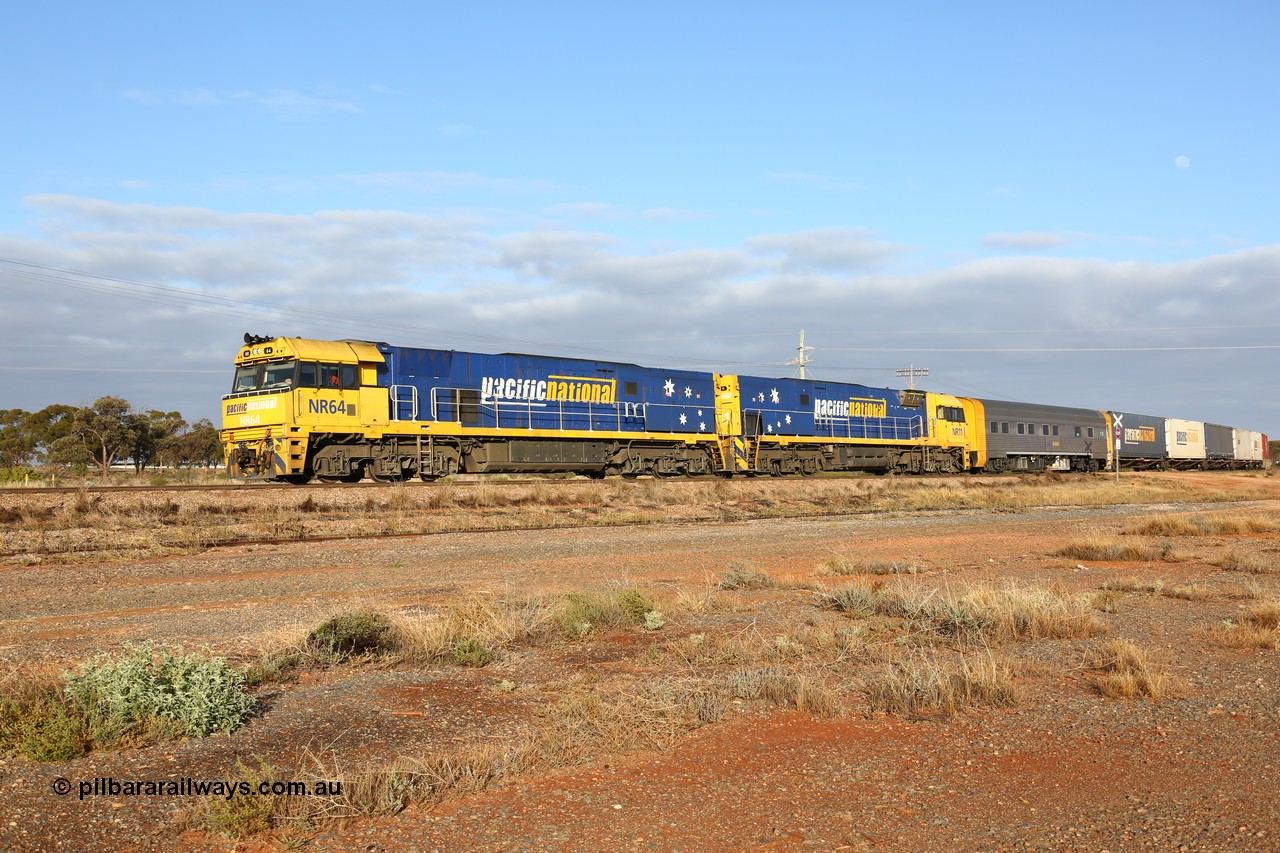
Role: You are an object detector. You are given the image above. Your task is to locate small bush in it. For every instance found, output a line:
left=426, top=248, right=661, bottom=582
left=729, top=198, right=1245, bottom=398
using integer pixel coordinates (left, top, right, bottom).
left=554, top=593, right=608, bottom=639
left=201, top=759, right=279, bottom=837
left=717, top=561, right=776, bottom=590
left=61, top=642, right=254, bottom=747
left=614, top=589, right=656, bottom=624
left=450, top=638, right=494, bottom=668
left=0, top=686, right=89, bottom=761
left=307, top=612, right=394, bottom=660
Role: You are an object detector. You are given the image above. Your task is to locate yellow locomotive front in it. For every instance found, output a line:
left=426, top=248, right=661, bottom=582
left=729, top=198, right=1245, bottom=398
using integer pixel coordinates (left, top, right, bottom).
left=220, top=334, right=389, bottom=481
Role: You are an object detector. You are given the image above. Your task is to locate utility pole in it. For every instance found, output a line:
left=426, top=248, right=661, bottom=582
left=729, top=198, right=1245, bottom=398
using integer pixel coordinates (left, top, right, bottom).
left=787, top=329, right=814, bottom=379
left=895, top=364, right=929, bottom=389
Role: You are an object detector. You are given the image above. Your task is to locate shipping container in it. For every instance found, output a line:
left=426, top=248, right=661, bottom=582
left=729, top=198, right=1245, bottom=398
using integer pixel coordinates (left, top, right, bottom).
left=1233, top=429, right=1263, bottom=463
left=1205, top=423, right=1235, bottom=459
left=1112, top=412, right=1166, bottom=461
left=1164, top=418, right=1206, bottom=461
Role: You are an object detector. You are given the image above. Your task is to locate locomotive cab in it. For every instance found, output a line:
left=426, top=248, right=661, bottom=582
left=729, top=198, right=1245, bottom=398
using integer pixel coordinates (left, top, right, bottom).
left=221, top=335, right=388, bottom=481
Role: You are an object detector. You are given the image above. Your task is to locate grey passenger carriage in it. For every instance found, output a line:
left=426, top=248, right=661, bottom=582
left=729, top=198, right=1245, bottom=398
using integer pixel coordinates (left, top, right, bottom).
left=979, top=399, right=1108, bottom=472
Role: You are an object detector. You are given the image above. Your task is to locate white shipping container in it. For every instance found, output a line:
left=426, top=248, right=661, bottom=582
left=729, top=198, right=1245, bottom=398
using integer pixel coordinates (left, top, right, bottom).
left=1234, top=428, right=1264, bottom=462
left=1165, top=418, right=1206, bottom=460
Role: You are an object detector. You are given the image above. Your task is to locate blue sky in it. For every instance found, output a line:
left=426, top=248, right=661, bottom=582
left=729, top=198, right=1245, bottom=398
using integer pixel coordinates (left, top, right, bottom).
left=3, top=1, right=1279, bottom=432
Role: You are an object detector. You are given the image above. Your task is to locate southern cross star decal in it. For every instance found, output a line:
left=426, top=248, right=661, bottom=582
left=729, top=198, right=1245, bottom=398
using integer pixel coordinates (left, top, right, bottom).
left=679, top=413, right=687, bottom=425
left=770, top=388, right=780, bottom=404
left=663, top=379, right=675, bottom=397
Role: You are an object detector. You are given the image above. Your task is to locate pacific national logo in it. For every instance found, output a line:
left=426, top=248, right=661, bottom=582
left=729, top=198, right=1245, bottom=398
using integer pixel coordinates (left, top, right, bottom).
left=815, top=397, right=887, bottom=419
left=481, top=375, right=616, bottom=404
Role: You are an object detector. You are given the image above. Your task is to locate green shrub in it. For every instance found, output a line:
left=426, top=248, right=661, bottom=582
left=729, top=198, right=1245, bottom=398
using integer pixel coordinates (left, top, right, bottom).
left=307, top=611, right=394, bottom=659
left=64, top=642, right=255, bottom=745
left=554, top=593, right=609, bottom=639
left=202, top=759, right=279, bottom=837
left=0, top=688, right=88, bottom=761
left=614, top=589, right=656, bottom=624
left=450, top=638, right=494, bottom=667
left=717, top=561, right=776, bottom=590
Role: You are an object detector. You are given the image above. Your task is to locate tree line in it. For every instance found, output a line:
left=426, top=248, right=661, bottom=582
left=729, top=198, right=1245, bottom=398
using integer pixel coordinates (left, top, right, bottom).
left=0, top=397, right=223, bottom=475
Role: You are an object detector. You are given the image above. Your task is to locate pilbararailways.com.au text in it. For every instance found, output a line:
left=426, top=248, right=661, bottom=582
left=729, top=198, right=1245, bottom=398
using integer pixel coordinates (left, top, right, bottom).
left=54, top=776, right=342, bottom=801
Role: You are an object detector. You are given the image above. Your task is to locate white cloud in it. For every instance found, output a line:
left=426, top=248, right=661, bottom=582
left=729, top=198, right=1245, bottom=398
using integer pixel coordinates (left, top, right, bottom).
left=982, top=231, right=1072, bottom=250
left=3, top=195, right=1278, bottom=432
left=339, top=171, right=557, bottom=193
left=120, top=87, right=362, bottom=119
left=746, top=228, right=909, bottom=272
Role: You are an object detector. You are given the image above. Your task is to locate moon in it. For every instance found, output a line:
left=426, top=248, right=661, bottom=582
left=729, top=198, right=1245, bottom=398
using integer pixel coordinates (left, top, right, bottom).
left=1175, top=155, right=1191, bottom=169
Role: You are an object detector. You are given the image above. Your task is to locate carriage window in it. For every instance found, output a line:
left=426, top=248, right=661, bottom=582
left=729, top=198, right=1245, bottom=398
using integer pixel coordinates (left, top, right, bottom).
left=1075, top=426, right=1081, bottom=438
left=1052, top=425, right=1059, bottom=436
left=1087, top=427, right=1094, bottom=438
left=1017, top=423, right=1025, bottom=435
left=1001, top=422, right=1009, bottom=433
left=990, top=421, right=998, bottom=433
left=1042, top=424, right=1049, bottom=435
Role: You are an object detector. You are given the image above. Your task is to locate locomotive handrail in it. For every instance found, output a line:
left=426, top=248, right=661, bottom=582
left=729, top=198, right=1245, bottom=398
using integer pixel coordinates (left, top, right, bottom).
left=222, top=388, right=284, bottom=401
left=426, top=385, right=647, bottom=433
left=390, top=384, right=419, bottom=421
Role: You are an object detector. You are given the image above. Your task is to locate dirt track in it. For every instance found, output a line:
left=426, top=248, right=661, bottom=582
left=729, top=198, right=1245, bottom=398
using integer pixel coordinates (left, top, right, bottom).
left=0, top=472, right=1278, bottom=851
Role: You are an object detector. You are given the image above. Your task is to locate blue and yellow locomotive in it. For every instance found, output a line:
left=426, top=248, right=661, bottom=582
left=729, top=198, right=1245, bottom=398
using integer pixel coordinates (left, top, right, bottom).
left=220, top=335, right=982, bottom=482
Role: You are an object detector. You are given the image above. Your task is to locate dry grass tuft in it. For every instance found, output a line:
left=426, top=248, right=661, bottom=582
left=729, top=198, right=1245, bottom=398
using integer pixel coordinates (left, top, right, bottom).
left=819, top=557, right=923, bottom=576
left=866, top=653, right=1018, bottom=718
left=1163, top=584, right=1213, bottom=601
left=1099, top=577, right=1165, bottom=593
left=816, top=582, right=1105, bottom=643
left=1126, top=512, right=1280, bottom=537
left=1214, top=551, right=1278, bottom=574
left=1055, top=534, right=1177, bottom=562
left=1204, top=601, right=1280, bottom=648
left=1085, top=639, right=1170, bottom=700
left=722, top=667, right=842, bottom=717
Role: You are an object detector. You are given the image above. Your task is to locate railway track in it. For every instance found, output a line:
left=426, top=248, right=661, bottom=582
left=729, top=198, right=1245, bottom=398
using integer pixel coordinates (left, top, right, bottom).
left=0, top=476, right=594, bottom=496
